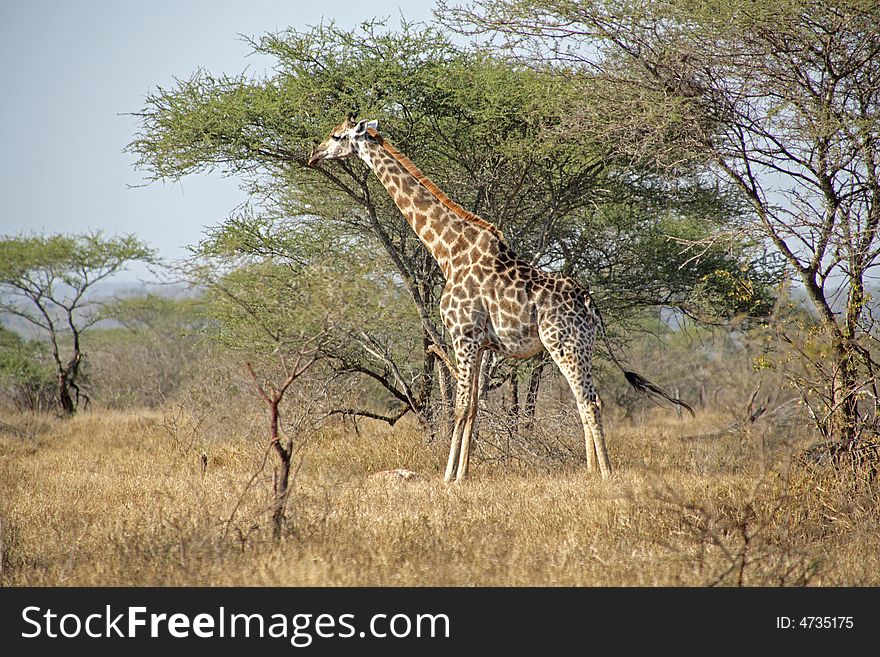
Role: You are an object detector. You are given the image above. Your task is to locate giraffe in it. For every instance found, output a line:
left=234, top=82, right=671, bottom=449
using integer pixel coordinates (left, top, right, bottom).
left=308, top=113, right=694, bottom=482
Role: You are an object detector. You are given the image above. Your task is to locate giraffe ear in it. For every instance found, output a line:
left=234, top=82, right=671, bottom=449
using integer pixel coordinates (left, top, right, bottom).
left=354, top=119, right=378, bottom=136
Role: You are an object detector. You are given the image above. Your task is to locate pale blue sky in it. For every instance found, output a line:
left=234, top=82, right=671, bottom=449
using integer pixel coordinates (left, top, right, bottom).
left=0, top=0, right=435, bottom=276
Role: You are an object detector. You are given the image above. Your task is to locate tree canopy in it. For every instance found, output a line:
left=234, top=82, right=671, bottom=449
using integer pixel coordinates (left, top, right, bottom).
left=129, top=19, right=777, bottom=426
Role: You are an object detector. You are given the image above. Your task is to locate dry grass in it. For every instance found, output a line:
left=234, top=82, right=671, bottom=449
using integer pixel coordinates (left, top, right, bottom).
left=1, top=407, right=878, bottom=586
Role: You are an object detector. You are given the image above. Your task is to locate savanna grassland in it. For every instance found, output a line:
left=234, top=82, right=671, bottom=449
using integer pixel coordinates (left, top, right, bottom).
left=4, top=0, right=880, bottom=596
left=2, top=403, right=878, bottom=587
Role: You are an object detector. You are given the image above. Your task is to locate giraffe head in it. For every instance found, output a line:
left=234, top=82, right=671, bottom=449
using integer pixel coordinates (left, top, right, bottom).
left=307, top=113, right=378, bottom=167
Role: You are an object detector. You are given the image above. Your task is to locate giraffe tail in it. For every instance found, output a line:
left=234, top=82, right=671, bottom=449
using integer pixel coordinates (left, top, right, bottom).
left=586, top=292, right=696, bottom=417
left=622, top=370, right=695, bottom=417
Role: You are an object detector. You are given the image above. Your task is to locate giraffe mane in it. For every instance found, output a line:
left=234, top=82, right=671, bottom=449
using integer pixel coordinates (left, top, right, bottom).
left=367, top=127, right=505, bottom=241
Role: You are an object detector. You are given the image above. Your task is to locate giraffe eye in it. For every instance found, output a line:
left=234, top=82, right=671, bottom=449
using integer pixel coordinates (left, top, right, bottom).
left=331, top=134, right=342, bottom=141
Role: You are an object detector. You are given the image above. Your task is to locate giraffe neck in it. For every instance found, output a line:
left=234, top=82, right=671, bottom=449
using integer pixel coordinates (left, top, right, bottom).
left=356, top=134, right=501, bottom=278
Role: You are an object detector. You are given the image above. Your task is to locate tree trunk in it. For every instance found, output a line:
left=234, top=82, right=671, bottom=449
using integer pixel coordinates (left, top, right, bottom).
left=272, top=443, right=292, bottom=541
left=508, top=368, right=520, bottom=437
left=57, top=373, right=76, bottom=415
left=837, top=272, right=868, bottom=444
left=55, top=348, right=83, bottom=416
left=800, top=272, right=864, bottom=444
left=523, top=357, right=547, bottom=433
left=829, top=302, right=861, bottom=445
left=420, top=335, right=437, bottom=437
left=831, top=334, right=861, bottom=445
left=437, top=360, right=455, bottom=441
left=244, top=346, right=322, bottom=542
left=479, top=352, right=493, bottom=400
left=268, top=400, right=292, bottom=541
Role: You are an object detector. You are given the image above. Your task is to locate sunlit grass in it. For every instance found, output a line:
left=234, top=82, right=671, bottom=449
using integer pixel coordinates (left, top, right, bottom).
left=1, top=407, right=878, bottom=586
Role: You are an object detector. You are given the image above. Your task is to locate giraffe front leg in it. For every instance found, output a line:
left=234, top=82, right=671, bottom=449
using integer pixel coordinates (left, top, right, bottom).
left=444, top=343, right=481, bottom=483
left=455, top=349, right=484, bottom=482
left=444, top=418, right=463, bottom=483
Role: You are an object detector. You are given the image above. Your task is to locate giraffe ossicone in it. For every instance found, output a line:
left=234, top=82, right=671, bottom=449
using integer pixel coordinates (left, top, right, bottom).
left=308, top=115, right=694, bottom=482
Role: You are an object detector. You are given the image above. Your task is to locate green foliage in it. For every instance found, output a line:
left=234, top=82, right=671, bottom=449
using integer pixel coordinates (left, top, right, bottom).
left=198, top=241, right=421, bottom=372
left=0, top=325, right=54, bottom=411
left=0, top=232, right=155, bottom=286
left=0, top=231, right=156, bottom=414
left=550, top=195, right=783, bottom=321
left=99, top=293, right=205, bottom=334
left=0, top=231, right=157, bottom=342
left=128, top=20, right=600, bottom=237
left=0, top=326, right=47, bottom=378
left=129, top=19, right=774, bottom=316
left=129, top=17, right=782, bottom=421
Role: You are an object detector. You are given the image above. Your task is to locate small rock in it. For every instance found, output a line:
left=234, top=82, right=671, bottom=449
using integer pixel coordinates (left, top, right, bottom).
left=369, top=468, right=420, bottom=481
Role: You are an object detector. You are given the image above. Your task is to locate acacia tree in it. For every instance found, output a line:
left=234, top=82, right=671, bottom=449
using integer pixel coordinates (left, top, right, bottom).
left=129, top=20, right=774, bottom=432
left=441, top=0, right=880, bottom=443
left=192, top=256, right=326, bottom=539
left=0, top=233, right=155, bottom=415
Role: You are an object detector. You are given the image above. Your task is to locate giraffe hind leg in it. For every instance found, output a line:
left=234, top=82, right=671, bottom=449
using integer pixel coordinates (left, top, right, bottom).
left=583, top=394, right=611, bottom=478
left=543, top=338, right=613, bottom=479
left=583, top=408, right=598, bottom=473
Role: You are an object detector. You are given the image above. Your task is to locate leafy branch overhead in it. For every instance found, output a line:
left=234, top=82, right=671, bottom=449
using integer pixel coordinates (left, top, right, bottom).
left=129, top=19, right=773, bottom=316
left=129, top=18, right=781, bottom=424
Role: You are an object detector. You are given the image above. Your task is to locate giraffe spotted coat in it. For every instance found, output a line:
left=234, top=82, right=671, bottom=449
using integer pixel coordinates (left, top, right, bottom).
left=309, top=114, right=690, bottom=482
